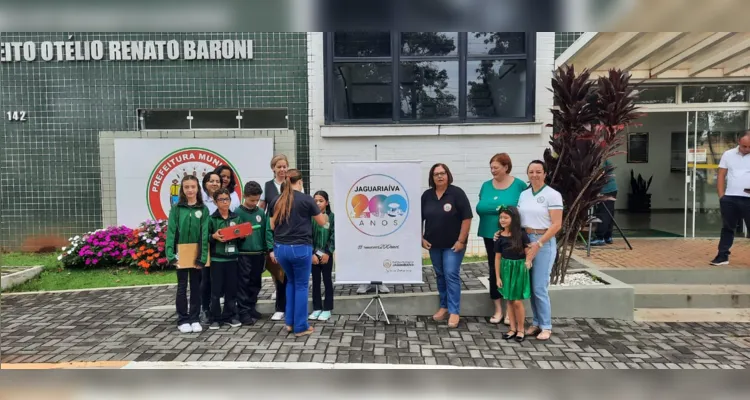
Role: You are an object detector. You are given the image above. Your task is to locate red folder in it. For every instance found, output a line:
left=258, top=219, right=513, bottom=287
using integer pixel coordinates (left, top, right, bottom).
left=218, top=222, right=253, bottom=241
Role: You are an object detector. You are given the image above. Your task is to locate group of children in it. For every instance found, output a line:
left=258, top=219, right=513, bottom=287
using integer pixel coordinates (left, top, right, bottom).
left=165, top=157, right=336, bottom=334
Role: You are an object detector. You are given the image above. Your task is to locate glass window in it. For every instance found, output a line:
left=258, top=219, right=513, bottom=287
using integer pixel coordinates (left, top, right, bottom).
left=241, top=109, right=288, bottom=129
left=467, top=60, right=527, bottom=119
left=400, top=32, right=458, bottom=56
left=190, top=110, right=239, bottom=129
left=141, top=110, right=189, bottom=129
left=682, top=84, right=749, bottom=103
left=400, top=61, right=459, bottom=119
left=333, top=62, right=393, bottom=120
left=334, top=32, right=391, bottom=57
left=468, top=32, right=525, bottom=55
left=326, top=32, right=533, bottom=123
left=635, top=85, right=676, bottom=104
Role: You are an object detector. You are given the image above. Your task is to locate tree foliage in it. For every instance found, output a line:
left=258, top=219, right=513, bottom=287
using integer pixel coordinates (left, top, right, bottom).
left=544, top=66, right=642, bottom=283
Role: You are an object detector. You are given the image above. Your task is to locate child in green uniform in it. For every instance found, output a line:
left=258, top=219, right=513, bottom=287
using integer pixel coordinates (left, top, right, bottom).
left=207, top=188, right=246, bottom=330
left=235, top=181, right=269, bottom=325
left=494, top=206, right=533, bottom=343
left=166, top=175, right=210, bottom=334
left=309, top=190, right=335, bottom=321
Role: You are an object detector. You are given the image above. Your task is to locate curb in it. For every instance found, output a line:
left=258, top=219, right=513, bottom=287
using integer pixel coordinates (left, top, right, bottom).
left=1, top=266, right=43, bottom=291
left=1, top=361, right=498, bottom=369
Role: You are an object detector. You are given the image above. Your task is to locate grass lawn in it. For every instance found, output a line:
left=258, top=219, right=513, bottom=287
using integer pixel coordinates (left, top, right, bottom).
left=2, top=252, right=488, bottom=293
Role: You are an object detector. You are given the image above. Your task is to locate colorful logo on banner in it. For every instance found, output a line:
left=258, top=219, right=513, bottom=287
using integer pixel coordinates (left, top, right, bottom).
left=146, top=147, right=242, bottom=220
left=346, top=174, right=409, bottom=237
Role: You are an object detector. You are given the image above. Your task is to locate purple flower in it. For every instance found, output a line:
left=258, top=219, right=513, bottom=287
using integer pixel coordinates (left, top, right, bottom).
left=79, top=250, right=86, bottom=257
left=92, top=259, right=99, bottom=264
left=85, top=259, right=91, bottom=265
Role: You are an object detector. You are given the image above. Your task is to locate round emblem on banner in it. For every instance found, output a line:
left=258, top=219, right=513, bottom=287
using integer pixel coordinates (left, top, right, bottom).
left=256, top=215, right=262, bottom=223
left=230, top=221, right=236, bottom=226
left=346, top=174, right=410, bottom=237
left=537, top=196, right=545, bottom=204
left=146, top=147, right=242, bottom=221
left=194, top=210, right=202, bottom=218
left=443, top=203, right=452, bottom=212
left=383, top=259, right=393, bottom=269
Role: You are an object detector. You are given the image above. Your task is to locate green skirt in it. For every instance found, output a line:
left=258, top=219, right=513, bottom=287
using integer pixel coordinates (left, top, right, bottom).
left=498, top=258, right=531, bottom=300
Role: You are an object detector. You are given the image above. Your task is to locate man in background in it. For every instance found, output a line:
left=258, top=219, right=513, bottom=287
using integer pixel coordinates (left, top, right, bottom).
left=591, top=159, right=617, bottom=246
left=711, top=132, right=750, bottom=266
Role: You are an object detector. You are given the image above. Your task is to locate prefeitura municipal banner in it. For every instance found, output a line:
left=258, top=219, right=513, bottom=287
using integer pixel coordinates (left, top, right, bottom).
left=332, top=161, right=423, bottom=284
left=113, top=138, right=273, bottom=227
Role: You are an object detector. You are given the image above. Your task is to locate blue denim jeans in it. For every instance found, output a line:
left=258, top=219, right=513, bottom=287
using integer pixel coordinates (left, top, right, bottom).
left=529, top=234, right=556, bottom=330
left=274, top=243, right=313, bottom=333
left=429, top=248, right=465, bottom=315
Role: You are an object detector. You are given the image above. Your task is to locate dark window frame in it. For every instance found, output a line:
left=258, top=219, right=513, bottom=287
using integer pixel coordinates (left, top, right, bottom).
left=324, top=32, right=536, bottom=125
left=137, top=108, right=288, bottom=130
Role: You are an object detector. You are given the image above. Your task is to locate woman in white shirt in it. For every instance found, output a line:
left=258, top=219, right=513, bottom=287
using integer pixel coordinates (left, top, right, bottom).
left=214, top=165, right=241, bottom=211
left=516, top=160, right=562, bottom=341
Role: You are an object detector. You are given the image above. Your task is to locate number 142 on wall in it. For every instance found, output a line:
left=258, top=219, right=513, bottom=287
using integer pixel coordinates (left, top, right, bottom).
left=6, top=111, right=27, bottom=121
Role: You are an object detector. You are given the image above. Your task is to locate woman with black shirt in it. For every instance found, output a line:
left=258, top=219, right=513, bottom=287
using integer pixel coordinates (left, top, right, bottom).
left=268, top=169, right=327, bottom=336
left=421, top=163, right=473, bottom=328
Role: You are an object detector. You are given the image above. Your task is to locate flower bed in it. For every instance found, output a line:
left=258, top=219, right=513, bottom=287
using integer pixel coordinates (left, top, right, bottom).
left=128, top=219, right=169, bottom=273
left=58, top=219, right=172, bottom=273
left=58, top=226, right=132, bottom=269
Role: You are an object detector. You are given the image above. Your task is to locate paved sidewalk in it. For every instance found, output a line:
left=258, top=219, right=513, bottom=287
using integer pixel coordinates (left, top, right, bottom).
left=574, top=239, right=750, bottom=269
left=2, top=286, right=749, bottom=369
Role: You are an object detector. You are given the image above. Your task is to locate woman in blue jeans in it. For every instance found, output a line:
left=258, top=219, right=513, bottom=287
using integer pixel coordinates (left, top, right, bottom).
left=268, top=169, right=327, bottom=337
left=421, top=163, right=473, bottom=328
left=516, top=160, right=562, bottom=341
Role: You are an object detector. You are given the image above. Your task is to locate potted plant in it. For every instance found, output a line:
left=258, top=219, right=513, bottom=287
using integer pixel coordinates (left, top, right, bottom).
left=628, top=170, right=652, bottom=213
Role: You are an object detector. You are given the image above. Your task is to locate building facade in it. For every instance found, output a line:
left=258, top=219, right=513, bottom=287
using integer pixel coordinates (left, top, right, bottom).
left=306, top=32, right=557, bottom=255
left=0, top=32, right=309, bottom=251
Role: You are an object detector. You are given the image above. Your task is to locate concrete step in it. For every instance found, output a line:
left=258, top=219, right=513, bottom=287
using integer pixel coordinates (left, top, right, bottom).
left=635, top=308, right=750, bottom=322
left=634, top=284, right=750, bottom=308
left=600, top=268, right=750, bottom=285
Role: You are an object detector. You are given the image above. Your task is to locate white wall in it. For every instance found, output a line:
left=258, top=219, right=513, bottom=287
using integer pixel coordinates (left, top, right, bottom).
left=306, top=33, right=556, bottom=256
left=611, top=112, right=687, bottom=211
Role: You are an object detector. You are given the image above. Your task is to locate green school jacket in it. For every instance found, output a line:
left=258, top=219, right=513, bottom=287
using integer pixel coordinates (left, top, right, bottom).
left=207, top=210, right=243, bottom=262
left=165, top=203, right=210, bottom=267
left=312, top=211, right=335, bottom=254
left=235, top=204, right=268, bottom=254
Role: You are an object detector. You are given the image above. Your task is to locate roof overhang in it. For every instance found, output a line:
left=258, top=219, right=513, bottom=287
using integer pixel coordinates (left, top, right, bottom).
left=556, top=32, right=750, bottom=81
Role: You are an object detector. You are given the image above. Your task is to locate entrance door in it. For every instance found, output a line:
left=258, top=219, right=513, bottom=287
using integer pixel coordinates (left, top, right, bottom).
left=685, top=111, right=748, bottom=237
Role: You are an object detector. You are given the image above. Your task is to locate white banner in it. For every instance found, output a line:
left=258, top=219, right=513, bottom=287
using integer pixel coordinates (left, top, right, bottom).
left=113, top=138, right=273, bottom=227
left=333, top=161, right=423, bottom=284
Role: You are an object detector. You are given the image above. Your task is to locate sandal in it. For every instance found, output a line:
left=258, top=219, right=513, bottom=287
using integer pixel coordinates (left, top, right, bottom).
left=503, top=315, right=510, bottom=326
left=514, top=334, right=526, bottom=343
left=295, top=327, right=314, bottom=337
left=448, top=314, right=460, bottom=328
left=284, top=325, right=293, bottom=332
left=489, top=314, right=503, bottom=324
left=433, top=308, right=449, bottom=322
left=525, top=326, right=542, bottom=336
left=502, top=331, right=517, bottom=340
left=536, top=330, right=552, bottom=341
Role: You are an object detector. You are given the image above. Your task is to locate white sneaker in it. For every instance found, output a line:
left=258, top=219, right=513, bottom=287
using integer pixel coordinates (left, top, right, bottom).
left=271, top=311, right=285, bottom=321
left=378, top=284, right=390, bottom=293
left=309, top=310, right=322, bottom=320
left=191, top=322, right=203, bottom=333
left=178, top=323, right=192, bottom=333
left=356, top=284, right=369, bottom=294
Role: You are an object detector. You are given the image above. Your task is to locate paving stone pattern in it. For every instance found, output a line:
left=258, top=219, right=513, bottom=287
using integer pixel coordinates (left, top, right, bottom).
left=2, top=286, right=749, bottom=368
left=575, top=239, right=750, bottom=269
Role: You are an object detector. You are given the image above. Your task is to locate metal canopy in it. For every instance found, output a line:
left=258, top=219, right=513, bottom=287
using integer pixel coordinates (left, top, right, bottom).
left=556, top=32, right=750, bottom=80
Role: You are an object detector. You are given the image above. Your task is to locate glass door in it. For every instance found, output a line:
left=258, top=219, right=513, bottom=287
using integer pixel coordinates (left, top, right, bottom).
left=685, top=111, right=748, bottom=237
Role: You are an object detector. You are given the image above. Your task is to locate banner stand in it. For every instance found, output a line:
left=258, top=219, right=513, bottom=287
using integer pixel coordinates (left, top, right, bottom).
left=357, top=280, right=390, bottom=324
